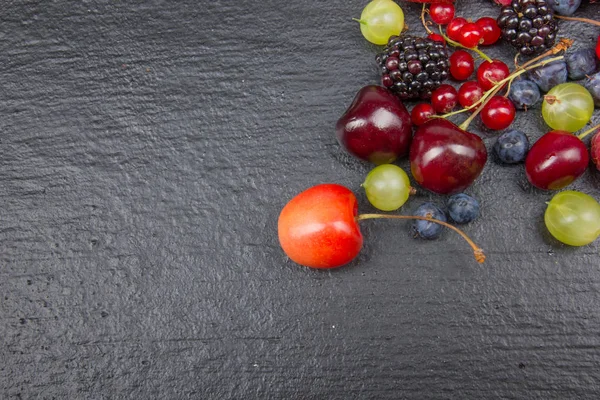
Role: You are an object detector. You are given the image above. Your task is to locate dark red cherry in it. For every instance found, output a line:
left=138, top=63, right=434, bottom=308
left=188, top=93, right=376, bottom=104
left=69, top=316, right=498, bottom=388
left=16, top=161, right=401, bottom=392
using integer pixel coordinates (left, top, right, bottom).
left=480, top=96, right=515, bottom=130
left=411, top=103, right=436, bottom=126
left=447, top=17, right=468, bottom=42
left=525, top=130, right=589, bottom=190
left=477, top=60, right=510, bottom=91
left=458, top=81, right=484, bottom=110
left=431, top=84, right=458, bottom=114
left=449, top=50, right=475, bottom=81
left=410, top=118, right=488, bottom=195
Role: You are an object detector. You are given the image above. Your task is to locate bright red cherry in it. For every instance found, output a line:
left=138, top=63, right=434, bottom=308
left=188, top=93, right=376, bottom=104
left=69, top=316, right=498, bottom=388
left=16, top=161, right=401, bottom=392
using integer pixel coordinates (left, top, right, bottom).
left=411, top=103, right=436, bottom=126
left=278, top=184, right=362, bottom=268
left=458, top=81, right=484, bottom=110
left=525, top=131, right=589, bottom=190
left=431, top=84, right=458, bottom=114
left=446, top=17, right=468, bottom=42
left=458, top=22, right=484, bottom=48
left=449, top=50, right=475, bottom=81
left=476, top=17, right=501, bottom=45
left=430, top=3, right=455, bottom=25
left=477, top=60, right=510, bottom=91
left=480, top=96, right=515, bottom=130
left=410, top=118, right=487, bottom=195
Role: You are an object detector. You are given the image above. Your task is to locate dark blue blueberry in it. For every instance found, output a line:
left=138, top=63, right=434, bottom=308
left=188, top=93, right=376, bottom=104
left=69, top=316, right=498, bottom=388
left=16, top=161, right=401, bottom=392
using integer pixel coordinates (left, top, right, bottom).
left=411, top=203, right=446, bottom=240
left=508, top=78, right=541, bottom=109
left=585, top=71, right=600, bottom=107
left=548, top=0, right=582, bottom=16
left=528, top=60, right=568, bottom=92
left=493, top=129, right=530, bottom=164
left=446, top=194, right=480, bottom=224
left=566, top=48, right=599, bottom=81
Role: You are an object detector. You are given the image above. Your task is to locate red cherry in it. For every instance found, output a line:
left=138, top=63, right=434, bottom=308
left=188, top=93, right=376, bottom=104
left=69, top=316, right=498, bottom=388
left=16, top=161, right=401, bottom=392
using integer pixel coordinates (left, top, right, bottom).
left=476, top=17, right=501, bottom=45
left=446, top=17, right=468, bottom=42
left=430, top=3, right=455, bottom=25
left=449, top=50, right=475, bottom=81
left=480, top=96, right=515, bottom=130
left=278, top=184, right=362, bottom=268
left=428, top=33, right=445, bottom=43
left=592, top=130, right=600, bottom=171
left=458, top=81, right=484, bottom=110
left=431, top=84, right=458, bottom=114
left=477, top=60, right=510, bottom=91
left=525, top=131, right=589, bottom=190
left=411, top=103, right=436, bottom=126
left=458, top=22, right=484, bottom=48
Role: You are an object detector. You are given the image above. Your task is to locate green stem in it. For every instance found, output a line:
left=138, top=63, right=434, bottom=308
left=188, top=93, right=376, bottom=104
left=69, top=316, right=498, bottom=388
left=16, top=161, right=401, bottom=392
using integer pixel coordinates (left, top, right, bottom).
left=578, top=123, right=600, bottom=140
left=352, top=18, right=366, bottom=26
left=439, top=26, right=492, bottom=62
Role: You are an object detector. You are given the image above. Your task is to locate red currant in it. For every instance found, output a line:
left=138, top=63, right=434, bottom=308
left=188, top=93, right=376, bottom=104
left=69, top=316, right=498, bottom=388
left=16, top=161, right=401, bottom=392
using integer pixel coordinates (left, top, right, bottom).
left=458, top=81, right=484, bottom=110
left=458, top=22, right=484, bottom=48
left=596, top=34, right=600, bottom=60
left=446, top=17, right=468, bottom=42
left=449, top=50, right=474, bottom=81
left=431, top=84, right=458, bottom=114
left=428, top=33, right=445, bottom=43
left=429, top=3, right=455, bottom=25
left=481, top=96, right=515, bottom=130
left=411, top=103, right=436, bottom=126
left=477, top=60, right=510, bottom=91
left=476, top=17, right=501, bottom=46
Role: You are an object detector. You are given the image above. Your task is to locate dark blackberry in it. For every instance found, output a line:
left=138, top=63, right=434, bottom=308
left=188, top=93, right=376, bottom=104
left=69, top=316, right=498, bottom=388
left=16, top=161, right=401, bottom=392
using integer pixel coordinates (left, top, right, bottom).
left=497, top=0, right=558, bottom=56
left=377, top=35, right=449, bottom=100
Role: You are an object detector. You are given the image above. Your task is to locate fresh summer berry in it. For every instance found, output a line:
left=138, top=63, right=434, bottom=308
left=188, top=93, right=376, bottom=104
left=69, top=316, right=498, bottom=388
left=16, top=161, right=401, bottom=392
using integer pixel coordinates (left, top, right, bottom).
left=449, top=50, right=475, bottom=81
left=355, top=0, right=405, bottom=45
left=481, top=96, right=515, bottom=130
left=428, top=33, right=446, bottom=43
left=411, top=203, right=447, bottom=240
left=476, top=17, right=501, bottom=45
left=411, top=103, right=436, bottom=126
left=431, top=84, right=458, bottom=113
left=458, top=81, right=484, bottom=110
left=545, top=191, right=600, bottom=247
left=585, top=71, right=600, bottom=107
left=566, top=48, right=599, bottom=81
left=548, top=0, right=582, bottom=16
left=459, top=22, right=484, bottom=48
left=597, top=35, right=600, bottom=60
left=477, top=60, right=510, bottom=91
left=508, top=78, right=541, bottom=110
left=430, top=2, right=455, bottom=25
left=447, top=194, right=480, bottom=224
left=447, top=17, right=468, bottom=42
left=542, top=83, right=594, bottom=133
left=528, top=60, right=568, bottom=92
left=363, top=165, right=412, bottom=211
left=493, top=129, right=530, bottom=164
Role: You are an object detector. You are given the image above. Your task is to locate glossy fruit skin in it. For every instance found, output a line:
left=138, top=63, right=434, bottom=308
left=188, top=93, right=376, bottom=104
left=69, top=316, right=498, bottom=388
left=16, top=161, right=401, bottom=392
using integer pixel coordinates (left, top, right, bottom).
left=529, top=61, right=567, bottom=92
left=508, top=78, right=541, bottom=110
left=336, top=85, right=413, bottom=165
left=363, top=164, right=411, bottom=211
left=411, top=103, right=436, bottom=126
left=449, top=50, right=475, bottom=81
left=477, top=60, right=510, bottom=91
left=428, top=33, right=445, bottom=43
left=447, top=193, right=480, bottom=224
left=481, top=96, right=515, bottom=130
left=446, top=17, right=468, bottom=42
left=541, top=83, right=594, bottom=133
left=493, top=129, right=529, bottom=164
left=458, top=81, right=483, bottom=109
left=566, top=48, right=599, bottom=81
left=431, top=84, right=458, bottom=114
left=476, top=17, right=501, bottom=45
left=411, top=202, right=447, bottom=240
left=525, top=130, right=589, bottom=190
left=458, top=22, right=484, bottom=48
left=410, top=118, right=488, bottom=195
left=596, top=35, right=600, bottom=60
left=591, top=131, right=600, bottom=171
left=545, top=191, right=600, bottom=247
left=430, top=3, right=455, bottom=25
left=548, top=0, right=582, bottom=16
left=358, top=0, right=405, bottom=45
left=585, top=72, right=600, bottom=107
left=278, top=184, right=363, bottom=269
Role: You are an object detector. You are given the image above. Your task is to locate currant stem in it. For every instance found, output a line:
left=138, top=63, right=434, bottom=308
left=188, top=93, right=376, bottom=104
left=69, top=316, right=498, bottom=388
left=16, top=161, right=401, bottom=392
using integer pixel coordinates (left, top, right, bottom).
left=356, top=213, right=486, bottom=263
left=421, top=4, right=434, bottom=34
left=555, top=15, right=600, bottom=27
left=577, top=122, right=600, bottom=140
left=438, top=26, right=492, bottom=62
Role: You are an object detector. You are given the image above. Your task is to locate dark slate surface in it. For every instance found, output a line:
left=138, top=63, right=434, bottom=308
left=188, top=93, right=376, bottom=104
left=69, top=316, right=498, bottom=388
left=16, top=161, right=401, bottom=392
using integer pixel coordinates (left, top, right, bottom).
left=1, top=0, right=600, bottom=398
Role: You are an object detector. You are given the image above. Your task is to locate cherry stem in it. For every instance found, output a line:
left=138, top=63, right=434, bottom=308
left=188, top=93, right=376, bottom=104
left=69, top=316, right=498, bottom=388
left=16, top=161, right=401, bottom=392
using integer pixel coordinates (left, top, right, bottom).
left=352, top=18, right=367, bottom=26
left=577, top=122, right=600, bottom=140
left=555, top=15, right=600, bottom=27
left=421, top=4, right=434, bottom=34
left=356, top=213, right=486, bottom=264
left=438, top=25, right=492, bottom=63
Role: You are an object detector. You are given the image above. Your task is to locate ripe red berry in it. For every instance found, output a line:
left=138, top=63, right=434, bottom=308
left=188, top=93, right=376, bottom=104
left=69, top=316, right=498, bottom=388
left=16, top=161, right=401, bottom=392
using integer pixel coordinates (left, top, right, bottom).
left=449, top=50, right=475, bottom=81
left=480, top=96, right=515, bottom=130
left=476, top=17, right=501, bottom=46
left=446, top=17, right=468, bottom=42
left=428, top=33, right=446, bottom=43
left=477, top=60, right=510, bottom=91
left=458, top=22, right=484, bottom=48
left=429, top=3, right=455, bottom=25
left=458, top=81, right=484, bottom=110
left=431, top=84, right=458, bottom=114
left=411, top=103, right=436, bottom=126
left=596, top=34, right=600, bottom=60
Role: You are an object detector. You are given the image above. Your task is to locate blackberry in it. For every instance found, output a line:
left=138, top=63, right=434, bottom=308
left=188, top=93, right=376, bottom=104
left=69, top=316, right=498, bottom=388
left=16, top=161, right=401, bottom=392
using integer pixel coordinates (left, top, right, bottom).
left=497, top=0, right=558, bottom=56
left=376, top=35, right=449, bottom=100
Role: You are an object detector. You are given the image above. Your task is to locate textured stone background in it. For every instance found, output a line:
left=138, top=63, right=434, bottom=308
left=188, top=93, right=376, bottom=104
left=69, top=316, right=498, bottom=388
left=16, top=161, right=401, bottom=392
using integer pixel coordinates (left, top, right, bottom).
left=1, top=0, right=600, bottom=398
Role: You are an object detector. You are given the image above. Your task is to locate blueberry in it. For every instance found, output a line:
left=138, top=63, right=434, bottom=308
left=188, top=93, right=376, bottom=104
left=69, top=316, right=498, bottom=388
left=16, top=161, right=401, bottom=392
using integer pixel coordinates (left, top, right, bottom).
left=528, top=60, right=568, bottom=92
left=411, top=203, right=447, bottom=240
left=447, top=194, right=480, bottom=224
left=585, top=71, right=600, bottom=107
left=508, top=78, right=541, bottom=109
left=548, top=0, right=582, bottom=16
left=566, top=48, right=599, bottom=81
left=493, top=129, right=530, bottom=164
